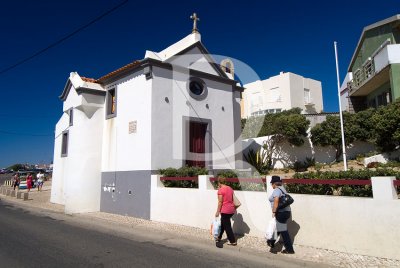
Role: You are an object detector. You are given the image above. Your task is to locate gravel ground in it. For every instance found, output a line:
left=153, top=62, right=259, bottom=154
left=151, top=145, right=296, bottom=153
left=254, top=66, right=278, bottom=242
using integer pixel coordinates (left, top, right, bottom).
left=1, top=182, right=399, bottom=268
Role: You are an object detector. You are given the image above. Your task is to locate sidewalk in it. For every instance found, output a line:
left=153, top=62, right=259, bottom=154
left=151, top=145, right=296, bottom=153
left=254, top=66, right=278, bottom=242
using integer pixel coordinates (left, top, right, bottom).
left=1, top=182, right=399, bottom=268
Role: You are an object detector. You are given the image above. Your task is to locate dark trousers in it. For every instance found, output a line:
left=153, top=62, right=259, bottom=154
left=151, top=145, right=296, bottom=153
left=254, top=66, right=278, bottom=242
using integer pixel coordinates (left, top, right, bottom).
left=218, top=213, right=235, bottom=243
left=276, top=211, right=294, bottom=252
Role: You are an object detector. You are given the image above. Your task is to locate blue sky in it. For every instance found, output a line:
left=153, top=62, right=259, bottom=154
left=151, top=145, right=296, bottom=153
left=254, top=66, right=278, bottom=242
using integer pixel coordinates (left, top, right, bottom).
left=0, top=0, right=397, bottom=168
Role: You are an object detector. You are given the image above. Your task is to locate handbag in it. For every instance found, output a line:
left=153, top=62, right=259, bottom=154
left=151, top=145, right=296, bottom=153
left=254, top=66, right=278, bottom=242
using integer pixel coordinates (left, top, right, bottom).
left=233, top=193, right=241, bottom=209
left=277, top=188, right=294, bottom=209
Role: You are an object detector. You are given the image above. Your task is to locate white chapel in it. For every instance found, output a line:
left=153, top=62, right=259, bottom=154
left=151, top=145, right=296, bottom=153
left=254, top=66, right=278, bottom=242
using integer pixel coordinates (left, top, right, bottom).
left=51, top=14, right=243, bottom=218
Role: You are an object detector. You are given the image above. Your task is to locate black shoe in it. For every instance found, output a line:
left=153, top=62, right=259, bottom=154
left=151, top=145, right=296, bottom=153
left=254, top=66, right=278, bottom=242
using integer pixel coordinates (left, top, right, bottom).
left=267, top=239, right=275, bottom=248
left=215, top=241, right=223, bottom=248
left=281, top=249, right=295, bottom=254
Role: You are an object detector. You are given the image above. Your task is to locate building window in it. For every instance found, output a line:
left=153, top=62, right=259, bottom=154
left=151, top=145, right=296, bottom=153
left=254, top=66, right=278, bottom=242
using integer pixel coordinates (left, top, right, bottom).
left=268, top=87, right=281, bottom=102
left=304, top=89, right=311, bottom=103
left=106, top=88, right=116, bottom=119
left=187, top=77, right=208, bottom=100
left=61, top=131, right=69, bottom=157
left=68, top=108, right=73, bottom=126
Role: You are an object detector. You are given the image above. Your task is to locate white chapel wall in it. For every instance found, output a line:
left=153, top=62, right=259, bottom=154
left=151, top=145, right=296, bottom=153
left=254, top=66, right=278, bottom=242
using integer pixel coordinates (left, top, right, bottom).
left=101, top=71, right=152, bottom=172
left=63, top=107, right=104, bottom=213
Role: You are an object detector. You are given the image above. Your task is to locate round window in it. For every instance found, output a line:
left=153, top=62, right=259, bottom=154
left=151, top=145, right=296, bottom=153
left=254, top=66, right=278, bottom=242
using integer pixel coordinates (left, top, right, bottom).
left=187, top=77, right=208, bottom=100
left=189, top=80, right=204, bottom=95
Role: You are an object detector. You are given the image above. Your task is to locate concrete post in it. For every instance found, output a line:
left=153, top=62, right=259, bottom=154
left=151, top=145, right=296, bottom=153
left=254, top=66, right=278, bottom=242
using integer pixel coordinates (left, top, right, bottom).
left=198, top=175, right=213, bottom=190
left=23, top=193, right=29, bottom=201
left=6, top=189, right=11, bottom=196
left=10, top=190, right=16, bottom=197
left=17, top=192, right=23, bottom=199
left=371, top=176, right=398, bottom=200
left=151, top=175, right=164, bottom=188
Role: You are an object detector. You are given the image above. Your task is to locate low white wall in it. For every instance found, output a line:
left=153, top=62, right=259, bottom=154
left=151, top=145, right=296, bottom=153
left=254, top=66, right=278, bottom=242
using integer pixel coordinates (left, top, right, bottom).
left=150, top=175, right=400, bottom=260
left=242, top=136, right=376, bottom=169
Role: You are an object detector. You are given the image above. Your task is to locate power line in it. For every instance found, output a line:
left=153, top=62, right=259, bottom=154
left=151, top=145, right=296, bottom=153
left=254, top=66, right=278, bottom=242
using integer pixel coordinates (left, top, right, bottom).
left=0, top=114, right=56, bottom=119
left=0, top=0, right=129, bottom=75
left=0, top=130, right=52, bottom=137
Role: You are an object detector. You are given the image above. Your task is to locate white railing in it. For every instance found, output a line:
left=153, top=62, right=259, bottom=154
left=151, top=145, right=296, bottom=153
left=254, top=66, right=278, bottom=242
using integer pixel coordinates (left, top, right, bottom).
left=348, top=39, right=393, bottom=93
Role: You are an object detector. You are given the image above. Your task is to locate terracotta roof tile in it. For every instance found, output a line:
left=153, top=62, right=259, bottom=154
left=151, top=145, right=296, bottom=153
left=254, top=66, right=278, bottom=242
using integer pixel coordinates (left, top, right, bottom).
left=81, top=77, right=97, bottom=83
left=96, top=60, right=141, bottom=83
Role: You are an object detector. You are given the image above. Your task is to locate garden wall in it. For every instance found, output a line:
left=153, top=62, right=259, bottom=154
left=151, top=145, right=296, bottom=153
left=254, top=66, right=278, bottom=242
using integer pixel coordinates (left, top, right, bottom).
left=242, top=136, right=376, bottom=169
left=150, top=175, right=400, bottom=260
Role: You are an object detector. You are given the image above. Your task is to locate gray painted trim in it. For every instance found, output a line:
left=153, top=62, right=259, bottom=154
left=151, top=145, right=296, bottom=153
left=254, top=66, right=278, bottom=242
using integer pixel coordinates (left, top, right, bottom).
left=182, top=116, right=213, bottom=170
left=232, top=91, right=241, bottom=165
left=75, top=87, right=106, bottom=97
left=61, top=130, right=69, bottom=157
left=105, top=87, right=117, bottom=120
left=59, top=79, right=72, bottom=100
left=167, top=41, right=229, bottom=79
left=100, top=170, right=151, bottom=220
left=59, top=79, right=106, bottom=101
left=99, top=58, right=243, bottom=92
left=68, top=108, right=73, bottom=127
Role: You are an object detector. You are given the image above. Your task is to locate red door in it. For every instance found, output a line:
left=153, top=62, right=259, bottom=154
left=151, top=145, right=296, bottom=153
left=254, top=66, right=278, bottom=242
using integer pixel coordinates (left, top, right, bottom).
left=186, top=121, right=207, bottom=168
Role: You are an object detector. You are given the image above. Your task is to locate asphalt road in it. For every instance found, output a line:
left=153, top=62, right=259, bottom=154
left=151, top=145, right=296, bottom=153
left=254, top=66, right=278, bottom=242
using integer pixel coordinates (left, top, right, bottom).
left=0, top=200, right=322, bottom=268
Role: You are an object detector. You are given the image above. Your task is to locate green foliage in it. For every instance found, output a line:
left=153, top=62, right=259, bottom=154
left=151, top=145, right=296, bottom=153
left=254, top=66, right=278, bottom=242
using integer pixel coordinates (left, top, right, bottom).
left=243, top=109, right=309, bottom=174
left=241, top=116, right=264, bottom=139
left=286, top=168, right=400, bottom=197
left=258, top=108, right=309, bottom=146
left=371, top=100, right=400, bottom=152
left=213, top=170, right=241, bottom=190
left=158, top=166, right=208, bottom=188
left=216, top=170, right=238, bottom=178
left=310, top=110, right=378, bottom=162
left=7, top=164, right=25, bottom=171
left=211, top=171, right=266, bottom=191
left=243, top=148, right=271, bottom=175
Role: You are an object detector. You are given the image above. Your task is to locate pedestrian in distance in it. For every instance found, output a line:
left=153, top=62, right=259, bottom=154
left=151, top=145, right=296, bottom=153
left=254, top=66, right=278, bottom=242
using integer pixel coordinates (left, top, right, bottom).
left=215, top=177, right=237, bottom=246
left=36, top=172, right=44, bottom=191
left=26, top=173, right=33, bottom=192
left=269, top=175, right=295, bottom=254
left=13, top=173, right=20, bottom=190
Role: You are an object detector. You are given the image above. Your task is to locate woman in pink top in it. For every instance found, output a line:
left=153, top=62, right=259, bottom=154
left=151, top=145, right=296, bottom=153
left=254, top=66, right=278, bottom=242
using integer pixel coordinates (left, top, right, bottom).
left=26, top=173, right=33, bottom=192
left=215, top=177, right=237, bottom=245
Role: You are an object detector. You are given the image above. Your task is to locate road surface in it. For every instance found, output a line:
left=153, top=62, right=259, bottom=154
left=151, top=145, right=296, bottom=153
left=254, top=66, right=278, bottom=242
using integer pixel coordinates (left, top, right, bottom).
left=0, top=200, right=324, bottom=268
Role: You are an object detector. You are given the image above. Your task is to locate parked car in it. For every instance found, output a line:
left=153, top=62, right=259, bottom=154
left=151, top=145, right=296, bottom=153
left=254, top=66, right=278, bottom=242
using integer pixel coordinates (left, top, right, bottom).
left=16, top=171, right=37, bottom=189
left=0, top=169, right=13, bottom=174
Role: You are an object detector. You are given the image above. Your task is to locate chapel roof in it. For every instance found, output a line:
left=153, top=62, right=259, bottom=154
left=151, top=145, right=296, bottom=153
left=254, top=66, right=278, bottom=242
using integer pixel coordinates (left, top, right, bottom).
left=81, top=77, right=97, bottom=83
left=96, top=60, right=141, bottom=83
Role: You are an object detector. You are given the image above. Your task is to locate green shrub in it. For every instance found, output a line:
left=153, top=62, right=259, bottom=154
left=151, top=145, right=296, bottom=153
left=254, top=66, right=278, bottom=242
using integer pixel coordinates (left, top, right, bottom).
left=158, top=166, right=208, bottom=188
left=286, top=168, right=400, bottom=197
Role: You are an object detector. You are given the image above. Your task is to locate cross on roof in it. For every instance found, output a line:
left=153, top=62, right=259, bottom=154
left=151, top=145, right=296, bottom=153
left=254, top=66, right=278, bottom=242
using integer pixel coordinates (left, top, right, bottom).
left=190, top=13, right=200, bottom=33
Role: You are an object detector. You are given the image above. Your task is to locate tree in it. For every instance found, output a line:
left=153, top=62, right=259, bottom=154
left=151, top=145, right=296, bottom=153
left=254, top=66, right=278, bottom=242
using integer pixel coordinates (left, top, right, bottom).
left=6, top=163, right=25, bottom=171
left=371, top=100, right=400, bottom=152
left=243, top=108, right=310, bottom=172
left=310, top=111, right=375, bottom=162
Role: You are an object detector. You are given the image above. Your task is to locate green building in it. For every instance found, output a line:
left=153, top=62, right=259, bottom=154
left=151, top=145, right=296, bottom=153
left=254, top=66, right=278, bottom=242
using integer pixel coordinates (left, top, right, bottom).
left=342, top=14, right=400, bottom=112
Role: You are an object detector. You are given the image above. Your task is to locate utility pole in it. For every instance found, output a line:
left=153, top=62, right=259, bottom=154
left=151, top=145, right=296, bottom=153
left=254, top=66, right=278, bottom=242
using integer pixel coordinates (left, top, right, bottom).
left=334, top=41, right=347, bottom=171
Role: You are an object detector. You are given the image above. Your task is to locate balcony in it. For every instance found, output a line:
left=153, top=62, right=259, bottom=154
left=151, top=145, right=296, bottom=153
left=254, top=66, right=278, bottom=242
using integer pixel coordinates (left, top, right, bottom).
left=348, top=41, right=400, bottom=96
left=304, top=98, right=314, bottom=106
